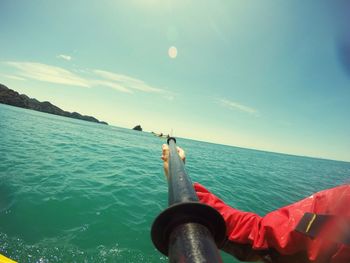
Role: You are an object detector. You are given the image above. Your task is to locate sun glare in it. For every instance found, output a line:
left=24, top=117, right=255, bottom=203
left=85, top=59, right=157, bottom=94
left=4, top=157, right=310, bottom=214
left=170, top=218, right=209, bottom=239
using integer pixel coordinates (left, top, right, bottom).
left=168, top=46, right=178, bottom=59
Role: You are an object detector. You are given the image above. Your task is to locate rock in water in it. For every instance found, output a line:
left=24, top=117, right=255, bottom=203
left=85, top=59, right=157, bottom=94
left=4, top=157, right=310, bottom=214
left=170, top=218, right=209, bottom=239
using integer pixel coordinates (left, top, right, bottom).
left=132, top=125, right=142, bottom=131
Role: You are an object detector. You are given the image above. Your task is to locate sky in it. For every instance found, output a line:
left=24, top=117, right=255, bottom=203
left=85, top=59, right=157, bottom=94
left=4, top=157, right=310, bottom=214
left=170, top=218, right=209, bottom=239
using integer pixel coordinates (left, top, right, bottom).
left=1, top=0, right=350, bottom=162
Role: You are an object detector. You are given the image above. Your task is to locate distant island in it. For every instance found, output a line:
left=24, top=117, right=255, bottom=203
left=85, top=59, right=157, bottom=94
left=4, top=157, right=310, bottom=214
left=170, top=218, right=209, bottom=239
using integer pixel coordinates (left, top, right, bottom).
left=0, top=83, right=108, bottom=125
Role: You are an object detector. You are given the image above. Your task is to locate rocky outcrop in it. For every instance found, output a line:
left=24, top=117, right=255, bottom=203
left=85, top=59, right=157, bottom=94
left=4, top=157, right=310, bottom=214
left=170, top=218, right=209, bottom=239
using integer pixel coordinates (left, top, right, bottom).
left=0, top=83, right=108, bottom=125
left=132, top=125, right=142, bottom=131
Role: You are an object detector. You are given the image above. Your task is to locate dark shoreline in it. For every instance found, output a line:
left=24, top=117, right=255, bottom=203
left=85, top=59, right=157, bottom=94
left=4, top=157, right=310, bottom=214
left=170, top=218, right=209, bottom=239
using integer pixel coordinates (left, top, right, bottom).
left=0, top=83, right=108, bottom=125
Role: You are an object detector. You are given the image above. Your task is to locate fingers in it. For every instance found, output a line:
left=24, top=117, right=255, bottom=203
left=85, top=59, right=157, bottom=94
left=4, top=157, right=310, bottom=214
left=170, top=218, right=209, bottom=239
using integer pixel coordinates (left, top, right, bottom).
left=161, top=144, right=185, bottom=162
left=161, top=144, right=169, bottom=161
left=177, top=146, right=186, bottom=162
left=162, top=144, right=169, bottom=150
left=161, top=144, right=170, bottom=178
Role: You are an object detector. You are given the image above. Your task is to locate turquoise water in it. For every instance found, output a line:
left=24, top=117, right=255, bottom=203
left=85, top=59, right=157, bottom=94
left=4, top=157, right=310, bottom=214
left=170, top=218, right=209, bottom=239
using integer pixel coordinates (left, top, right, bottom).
left=0, top=103, right=349, bottom=262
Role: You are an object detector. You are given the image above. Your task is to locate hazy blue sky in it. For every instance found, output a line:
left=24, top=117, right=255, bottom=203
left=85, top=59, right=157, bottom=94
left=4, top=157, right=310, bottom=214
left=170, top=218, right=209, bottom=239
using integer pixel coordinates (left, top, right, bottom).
left=1, top=1, right=350, bottom=161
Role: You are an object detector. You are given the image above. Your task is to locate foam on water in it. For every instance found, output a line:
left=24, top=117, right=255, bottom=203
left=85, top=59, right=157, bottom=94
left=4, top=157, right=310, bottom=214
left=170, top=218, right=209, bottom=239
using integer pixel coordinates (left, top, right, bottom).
left=1, top=104, right=349, bottom=262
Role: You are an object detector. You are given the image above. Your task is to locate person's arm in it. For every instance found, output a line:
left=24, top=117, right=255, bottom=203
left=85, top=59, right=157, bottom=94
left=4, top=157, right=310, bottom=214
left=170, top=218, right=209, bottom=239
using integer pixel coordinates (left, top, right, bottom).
left=160, top=144, right=350, bottom=262
left=161, top=144, right=264, bottom=246
left=195, top=182, right=350, bottom=263
left=160, top=144, right=317, bottom=261
left=194, top=182, right=263, bottom=245
left=194, top=183, right=310, bottom=253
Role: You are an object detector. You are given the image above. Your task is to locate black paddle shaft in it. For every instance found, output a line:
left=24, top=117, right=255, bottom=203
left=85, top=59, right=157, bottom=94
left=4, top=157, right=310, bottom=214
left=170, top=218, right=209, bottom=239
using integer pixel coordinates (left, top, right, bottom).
left=167, top=138, right=198, bottom=205
left=151, top=137, right=226, bottom=263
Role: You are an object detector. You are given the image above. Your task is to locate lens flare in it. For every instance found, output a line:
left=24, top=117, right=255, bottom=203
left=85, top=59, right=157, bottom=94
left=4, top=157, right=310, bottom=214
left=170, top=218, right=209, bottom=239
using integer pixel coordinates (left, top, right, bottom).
left=168, top=46, right=178, bottom=59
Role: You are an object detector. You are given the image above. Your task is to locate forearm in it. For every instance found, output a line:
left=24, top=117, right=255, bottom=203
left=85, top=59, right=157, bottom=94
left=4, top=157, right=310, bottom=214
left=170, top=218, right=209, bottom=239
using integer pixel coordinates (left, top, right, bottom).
left=194, top=183, right=263, bottom=246
left=194, top=182, right=312, bottom=256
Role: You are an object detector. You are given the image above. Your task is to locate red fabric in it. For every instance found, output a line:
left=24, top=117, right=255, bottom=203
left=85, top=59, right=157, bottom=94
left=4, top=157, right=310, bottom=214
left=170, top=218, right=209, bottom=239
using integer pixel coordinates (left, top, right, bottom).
left=194, top=183, right=350, bottom=262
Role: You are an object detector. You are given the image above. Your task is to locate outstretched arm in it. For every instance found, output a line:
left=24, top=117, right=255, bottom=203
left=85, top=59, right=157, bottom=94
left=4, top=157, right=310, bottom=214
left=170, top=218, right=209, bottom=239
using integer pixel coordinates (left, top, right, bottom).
left=161, top=144, right=262, bottom=244
left=159, top=144, right=339, bottom=262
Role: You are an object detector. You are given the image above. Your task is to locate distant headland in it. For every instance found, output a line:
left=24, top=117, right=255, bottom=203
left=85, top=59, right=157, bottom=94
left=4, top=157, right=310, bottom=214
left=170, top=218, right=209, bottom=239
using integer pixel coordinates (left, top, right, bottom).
left=0, top=83, right=108, bottom=125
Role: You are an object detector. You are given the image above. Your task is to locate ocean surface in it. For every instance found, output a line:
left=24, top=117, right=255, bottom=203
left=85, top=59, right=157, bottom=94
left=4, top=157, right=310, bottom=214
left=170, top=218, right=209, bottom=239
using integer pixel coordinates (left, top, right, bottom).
left=0, top=103, right=349, bottom=263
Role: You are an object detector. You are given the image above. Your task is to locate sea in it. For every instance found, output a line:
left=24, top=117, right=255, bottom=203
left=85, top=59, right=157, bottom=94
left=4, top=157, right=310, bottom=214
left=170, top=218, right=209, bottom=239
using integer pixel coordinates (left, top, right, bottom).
left=0, top=103, right=349, bottom=263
